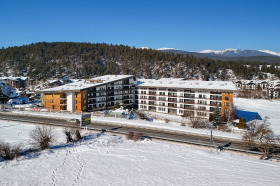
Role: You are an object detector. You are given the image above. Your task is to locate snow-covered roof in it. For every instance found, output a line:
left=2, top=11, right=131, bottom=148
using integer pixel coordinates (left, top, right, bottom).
left=39, top=75, right=135, bottom=93
left=0, top=81, right=17, bottom=98
left=137, top=78, right=237, bottom=91
left=0, top=76, right=29, bottom=81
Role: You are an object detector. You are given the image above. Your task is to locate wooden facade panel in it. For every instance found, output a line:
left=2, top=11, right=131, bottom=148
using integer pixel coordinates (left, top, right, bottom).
left=75, top=90, right=88, bottom=112
left=43, top=93, right=66, bottom=111
left=221, top=92, right=234, bottom=117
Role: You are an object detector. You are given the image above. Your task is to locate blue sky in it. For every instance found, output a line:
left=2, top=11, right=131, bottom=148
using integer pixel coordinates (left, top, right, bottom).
left=1, top=0, right=280, bottom=52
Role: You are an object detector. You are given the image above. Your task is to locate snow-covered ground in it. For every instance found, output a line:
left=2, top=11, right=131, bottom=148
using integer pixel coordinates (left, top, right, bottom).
left=10, top=110, right=242, bottom=140
left=234, top=98, right=280, bottom=135
left=0, top=120, right=65, bottom=149
left=0, top=120, right=279, bottom=185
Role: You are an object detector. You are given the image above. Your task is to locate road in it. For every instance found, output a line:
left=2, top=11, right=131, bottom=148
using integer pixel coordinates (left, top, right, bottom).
left=0, top=112, right=279, bottom=156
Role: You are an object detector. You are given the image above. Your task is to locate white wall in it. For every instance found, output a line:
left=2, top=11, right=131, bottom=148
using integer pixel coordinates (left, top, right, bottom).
left=67, top=92, right=75, bottom=111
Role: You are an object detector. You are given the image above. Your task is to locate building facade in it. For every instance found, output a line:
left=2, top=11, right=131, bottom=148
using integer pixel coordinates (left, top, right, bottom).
left=137, top=79, right=237, bottom=119
left=40, top=75, right=136, bottom=112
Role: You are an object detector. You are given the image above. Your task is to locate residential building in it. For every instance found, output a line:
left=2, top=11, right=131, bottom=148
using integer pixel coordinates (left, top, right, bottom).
left=136, top=78, right=237, bottom=119
left=39, top=75, right=136, bottom=112
left=0, top=77, right=34, bottom=89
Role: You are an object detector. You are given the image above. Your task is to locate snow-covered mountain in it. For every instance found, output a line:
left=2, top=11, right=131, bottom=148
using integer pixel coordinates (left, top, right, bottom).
left=198, top=49, right=280, bottom=57
left=156, top=47, right=280, bottom=62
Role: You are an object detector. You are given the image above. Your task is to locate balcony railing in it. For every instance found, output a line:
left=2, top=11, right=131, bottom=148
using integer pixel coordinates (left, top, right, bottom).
left=184, top=95, right=195, bottom=98
left=210, top=97, right=222, bottom=100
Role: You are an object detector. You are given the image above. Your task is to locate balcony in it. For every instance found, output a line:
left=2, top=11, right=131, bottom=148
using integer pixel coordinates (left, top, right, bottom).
left=148, top=92, right=156, bottom=95
left=168, top=94, right=177, bottom=97
left=184, top=106, right=195, bottom=110
left=183, top=100, right=195, bottom=104
left=195, top=97, right=209, bottom=100
left=168, top=104, right=177, bottom=108
left=184, top=94, right=195, bottom=98
left=210, top=91, right=222, bottom=95
left=96, top=89, right=106, bottom=92
left=184, top=90, right=195, bottom=93
left=196, top=107, right=208, bottom=111
left=167, top=99, right=177, bottom=103
left=210, top=97, right=222, bottom=100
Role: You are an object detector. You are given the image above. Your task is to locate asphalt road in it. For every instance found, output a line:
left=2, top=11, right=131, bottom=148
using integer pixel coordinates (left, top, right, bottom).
left=0, top=112, right=279, bottom=155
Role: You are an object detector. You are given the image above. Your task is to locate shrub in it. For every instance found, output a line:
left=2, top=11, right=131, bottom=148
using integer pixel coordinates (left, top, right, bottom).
left=126, top=132, right=143, bottom=141
left=181, top=123, right=186, bottom=126
left=29, top=125, right=56, bottom=150
left=189, top=117, right=208, bottom=129
left=64, top=128, right=75, bottom=143
left=136, top=111, right=147, bottom=120
left=164, top=119, right=170, bottom=123
left=133, top=132, right=143, bottom=141
left=218, top=124, right=228, bottom=131
left=75, top=130, right=82, bottom=141
left=126, top=132, right=134, bottom=140
left=0, top=140, right=21, bottom=160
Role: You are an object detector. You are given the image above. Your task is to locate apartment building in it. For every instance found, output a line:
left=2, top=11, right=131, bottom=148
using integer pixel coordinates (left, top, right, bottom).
left=40, top=75, right=136, bottom=112
left=136, top=78, right=237, bottom=119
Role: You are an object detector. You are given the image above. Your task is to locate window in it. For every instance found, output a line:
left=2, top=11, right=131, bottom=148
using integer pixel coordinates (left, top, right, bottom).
left=76, top=100, right=77, bottom=104
left=197, top=112, right=207, bottom=117
left=52, top=105, right=55, bottom=109
left=158, top=107, right=166, bottom=111
left=76, top=106, right=78, bottom=110
left=83, top=94, right=86, bottom=98
left=159, top=102, right=165, bottom=106
left=225, top=96, right=229, bottom=100
left=52, top=94, right=54, bottom=97
left=83, top=106, right=86, bottom=110
left=52, top=99, right=54, bottom=103
left=225, top=102, right=230, bottom=107
left=76, top=94, right=77, bottom=98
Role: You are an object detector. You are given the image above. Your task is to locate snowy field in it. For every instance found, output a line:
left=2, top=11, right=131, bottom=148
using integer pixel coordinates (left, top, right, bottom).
left=234, top=98, right=280, bottom=135
left=10, top=110, right=242, bottom=140
left=0, top=121, right=280, bottom=185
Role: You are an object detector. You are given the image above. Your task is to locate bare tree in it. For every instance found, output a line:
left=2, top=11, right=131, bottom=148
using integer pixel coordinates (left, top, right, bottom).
left=243, top=117, right=275, bottom=159
left=189, top=117, right=209, bottom=129
left=29, top=125, right=56, bottom=150
left=0, top=140, right=22, bottom=160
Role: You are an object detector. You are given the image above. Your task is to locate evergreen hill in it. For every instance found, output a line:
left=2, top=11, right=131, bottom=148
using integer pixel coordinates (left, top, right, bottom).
left=0, top=42, right=279, bottom=81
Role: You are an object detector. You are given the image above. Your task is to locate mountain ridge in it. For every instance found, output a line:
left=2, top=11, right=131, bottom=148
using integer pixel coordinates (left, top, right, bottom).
left=156, top=48, right=280, bottom=63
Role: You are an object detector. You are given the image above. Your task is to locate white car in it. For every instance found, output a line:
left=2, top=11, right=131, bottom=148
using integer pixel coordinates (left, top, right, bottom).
left=66, top=118, right=80, bottom=124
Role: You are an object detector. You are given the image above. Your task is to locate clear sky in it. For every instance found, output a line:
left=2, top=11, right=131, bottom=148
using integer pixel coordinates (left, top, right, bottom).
left=1, top=0, right=280, bottom=52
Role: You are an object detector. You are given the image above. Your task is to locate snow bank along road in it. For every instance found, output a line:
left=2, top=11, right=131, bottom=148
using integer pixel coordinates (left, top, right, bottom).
left=0, top=112, right=280, bottom=156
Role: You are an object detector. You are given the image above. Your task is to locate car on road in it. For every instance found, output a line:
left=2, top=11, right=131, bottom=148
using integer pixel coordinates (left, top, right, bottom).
left=66, top=118, right=80, bottom=124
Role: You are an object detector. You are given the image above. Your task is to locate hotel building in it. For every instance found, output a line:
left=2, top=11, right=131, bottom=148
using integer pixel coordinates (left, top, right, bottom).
left=136, top=78, right=237, bottom=119
left=40, top=75, right=136, bottom=112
